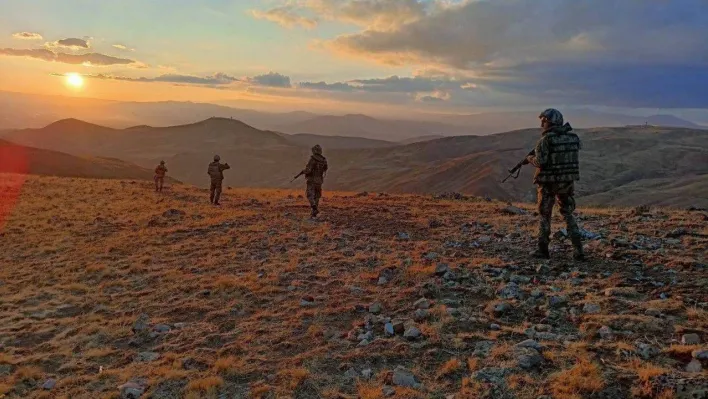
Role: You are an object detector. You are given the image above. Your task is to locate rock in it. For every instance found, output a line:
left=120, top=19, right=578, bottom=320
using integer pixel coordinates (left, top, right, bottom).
left=136, top=352, right=160, bottom=362
left=392, top=319, right=406, bottom=334
left=369, top=302, right=383, bottom=314
left=435, top=263, right=450, bottom=276
left=583, top=303, right=601, bottom=314
left=510, top=275, right=531, bottom=284
left=599, top=326, right=614, bottom=340
left=424, top=252, right=439, bottom=261
left=524, top=328, right=537, bottom=338
left=665, top=228, right=688, bottom=238
left=358, top=339, right=371, bottom=347
left=429, top=219, right=443, bottom=228
left=490, top=323, right=501, bottom=331
left=682, top=333, right=701, bottom=345
left=300, top=299, right=314, bottom=307
left=382, top=386, right=396, bottom=397
left=404, top=327, right=422, bottom=340
left=385, top=323, right=395, bottom=336
left=358, top=331, right=374, bottom=342
left=132, top=314, right=150, bottom=334
left=502, top=206, right=527, bottom=215
left=516, top=339, right=544, bottom=351
left=153, top=324, right=171, bottom=333
left=636, top=343, right=660, bottom=360
left=414, top=309, right=429, bottom=321
left=605, top=287, right=638, bottom=297
left=686, top=359, right=702, bottom=373
left=645, top=308, right=662, bottom=317
left=396, top=232, right=410, bottom=241
left=692, top=349, right=708, bottom=360
left=392, top=366, right=421, bottom=389
left=378, top=277, right=388, bottom=285
left=516, top=349, right=543, bottom=370
left=473, top=341, right=495, bottom=358
left=162, top=209, right=185, bottom=218
left=548, top=295, right=569, bottom=308
left=472, top=367, right=512, bottom=385
left=535, top=332, right=560, bottom=341
left=362, top=369, right=373, bottom=380
left=42, top=379, right=57, bottom=390
left=493, top=302, right=511, bottom=315
left=344, top=368, right=359, bottom=380
left=443, top=271, right=458, bottom=281
left=530, top=289, right=544, bottom=299
left=497, top=282, right=522, bottom=300
left=119, top=381, right=146, bottom=399
left=414, top=298, right=431, bottom=309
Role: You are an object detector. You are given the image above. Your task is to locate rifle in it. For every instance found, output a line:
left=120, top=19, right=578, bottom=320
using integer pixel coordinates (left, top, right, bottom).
left=501, top=149, right=535, bottom=183
left=290, top=171, right=304, bottom=183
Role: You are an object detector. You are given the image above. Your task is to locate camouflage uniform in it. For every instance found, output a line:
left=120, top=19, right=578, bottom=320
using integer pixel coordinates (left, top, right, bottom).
left=207, top=157, right=230, bottom=205
left=154, top=162, right=167, bottom=192
left=527, top=109, right=584, bottom=260
left=302, top=145, right=328, bottom=217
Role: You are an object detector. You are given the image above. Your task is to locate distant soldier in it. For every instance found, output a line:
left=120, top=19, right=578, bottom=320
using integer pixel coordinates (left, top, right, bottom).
left=524, top=108, right=585, bottom=261
left=300, top=144, right=328, bottom=218
left=207, top=155, right=230, bottom=206
left=154, top=161, right=167, bottom=192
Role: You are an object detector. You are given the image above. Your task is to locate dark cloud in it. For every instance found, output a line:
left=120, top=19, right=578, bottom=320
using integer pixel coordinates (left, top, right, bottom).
left=12, top=32, right=43, bottom=40
left=326, top=0, right=708, bottom=108
left=0, top=48, right=135, bottom=66
left=248, top=72, right=291, bottom=88
left=298, top=81, right=356, bottom=91
left=55, top=38, right=90, bottom=49
left=75, top=72, right=240, bottom=85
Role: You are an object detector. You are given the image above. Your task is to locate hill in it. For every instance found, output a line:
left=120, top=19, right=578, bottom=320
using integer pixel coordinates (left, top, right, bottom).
left=281, top=133, right=394, bottom=149
left=0, top=175, right=706, bottom=398
left=0, top=139, right=168, bottom=181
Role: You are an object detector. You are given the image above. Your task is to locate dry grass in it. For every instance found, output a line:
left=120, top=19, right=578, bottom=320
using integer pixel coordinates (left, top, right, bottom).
left=548, top=361, right=605, bottom=398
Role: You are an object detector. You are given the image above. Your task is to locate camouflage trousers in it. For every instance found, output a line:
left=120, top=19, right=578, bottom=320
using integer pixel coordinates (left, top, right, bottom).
left=210, top=179, right=223, bottom=204
left=306, top=182, right=322, bottom=211
left=154, top=176, right=164, bottom=192
left=537, top=182, right=581, bottom=248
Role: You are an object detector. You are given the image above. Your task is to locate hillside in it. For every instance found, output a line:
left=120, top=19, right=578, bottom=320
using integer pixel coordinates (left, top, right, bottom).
left=0, top=139, right=168, bottom=181
left=3, top=119, right=707, bottom=208
left=0, top=175, right=706, bottom=398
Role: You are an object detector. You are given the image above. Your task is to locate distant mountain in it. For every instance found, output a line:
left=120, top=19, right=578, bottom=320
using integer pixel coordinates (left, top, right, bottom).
left=398, top=135, right=447, bottom=145
left=282, top=133, right=394, bottom=149
left=0, top=139, right=169, bottom=181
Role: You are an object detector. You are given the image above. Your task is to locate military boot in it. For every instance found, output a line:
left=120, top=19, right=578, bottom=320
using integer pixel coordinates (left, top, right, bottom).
left=311, top=206, right=319, bottom=218
left=571, top=236, right=586, bottom=261
left=531, top=242, right=550, bottom=259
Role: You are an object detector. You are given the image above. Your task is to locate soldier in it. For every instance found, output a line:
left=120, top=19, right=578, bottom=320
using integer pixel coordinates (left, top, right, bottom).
left=524, top=108, right=585, bottom=261
left=301, top=144, right=328, bottom=218
left=154, top=161, right=167, bottom=192
left=207, top=155, right=230, bottom=206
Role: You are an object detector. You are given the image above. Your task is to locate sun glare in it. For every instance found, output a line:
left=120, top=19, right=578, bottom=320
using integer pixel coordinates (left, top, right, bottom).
left=65, top=73, right=84, bottom=89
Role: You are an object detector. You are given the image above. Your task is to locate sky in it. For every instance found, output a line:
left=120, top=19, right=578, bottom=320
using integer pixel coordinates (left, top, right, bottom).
left=1, top=0, right=707, bottom=118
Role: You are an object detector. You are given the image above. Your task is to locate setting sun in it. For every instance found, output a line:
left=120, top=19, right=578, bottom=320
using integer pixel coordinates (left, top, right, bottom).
left=65, top=73, right=84, bottom=89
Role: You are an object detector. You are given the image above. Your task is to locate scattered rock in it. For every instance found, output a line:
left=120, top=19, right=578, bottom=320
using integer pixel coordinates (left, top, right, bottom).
left=344, top=367, right=359, bottom=380
left=510, top=275, right=531, bottom=284
left=396, top=232, right=410, bottom=241
left=362, top=369, right=373, bottom=380
left=502, top=206, right=527, bottom=215
left=682, top=333, right=701, bottom=345
left=429, top=219, right=443, bottom=228
left=498, top=282, right=522, bottom=300
left=583, top=303, right=602, bottom=314
left=132, top=314, right=150, bottom=335
left=665, top=228, right=688, bottom=238
left=385, top=323, right=395, bottom=336
left=686, top=359, right=702, bottom=373
left=645, top=308, right=662, bottom=317
left=636, top=343, right=660, bottom=360
left=548, top=295, right=568, bottom=308
left=473, top=341, right=495, bottom=358
left=490, top=323, right=501, bottom=331
left=382, top=386, right=396, bottom=397
left=414, top=309, right=429, bottom=321
left=392, top=366, right=421, bottom=389
left=162, top=209, right=185, bottom=218
left=599, top=326, right=614, bottom=340
left=516, top=348, right=543, bottom=370
left=404, top=327, right=422, bottom=340
left=135, top=352, right=160, bottom=363
left=119, top=381, right=146, bottom=399
left=516, top=339, right=544, bottom=351
left=494, top=303, right=511, bottom=315
left=472, top=367, right=512, bottom=385
left=692, top=349, right=708, bottom=360
left=435, top=263, right=450, bottom=276
left=605, top=287, right=638, bottom=297
left=42, top=379, right=57, bottom=390
left=153, top=324, right=171, bottom=334
left=391, top=320, right=406, bottom=334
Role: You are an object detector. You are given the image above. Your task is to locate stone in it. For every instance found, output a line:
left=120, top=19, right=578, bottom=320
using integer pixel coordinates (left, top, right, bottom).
left=645, top=308, right=662, bottom=317
left=42, top=379, right=57, bottom=390
left=404, top=327, right=422, bottom=340
left=414, top=298, right=431, bottom=309
left=497, top=282, right=522, bottom=300
left=692, top=349, right=708, bottom=360
left=119, top=382, right=146, bottom=399
left=136, top=352, right=160, bottom=362
left=548, top=295, right=569, bottom=308
left=382, top=386, right=396, bottom=397
left=153, top=324, right=171, bottom=333
left=516, top=349, right=543, bottom=370
left=516, top=339, right=544, bottom=351
left=473, top=341, right=494, bottom=358
left=368, top=303, right=382, bottom=314
left=132, top=314, right=150, bottom=334
left=682, top=333, right=701, bottom=345
left=510, top=275, right=531, bottom=284
left=583, top=303, right=601, bottom=314
left=344, top=368, right=359, bottom=380
left=535, top=332, right=560, bottom=341
left=414, top=309, right=429, bottom=321
left=502, top=206, right=527, bottom=215
left=392, top=319, right=406, bottom=334
left=435, top=263, right=450, bottom=276
left=385, top=323, right=395, bottom=336
left=493, top=302, right=510, bottom=315
left=472, top=367, right=512, bottom=385
left=605, top=287, right=638, bottom=297
left=599, top=326, right=614, bottom=340
left=636, top=343, right=660, bottom=360
left=397, top=232, right=410, bottom=241
left=686, top=359, right=702, bottom=373
left=362, top=369, right=373, bottom=380
left=300, top=299, right=314, bottom=307
left=490, top=323, right=501, bottom=331
left=392, top=366, right=421, bottom=389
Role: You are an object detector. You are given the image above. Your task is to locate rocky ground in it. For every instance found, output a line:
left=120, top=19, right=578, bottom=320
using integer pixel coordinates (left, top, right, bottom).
left=0, top=175, right=706, bottom=399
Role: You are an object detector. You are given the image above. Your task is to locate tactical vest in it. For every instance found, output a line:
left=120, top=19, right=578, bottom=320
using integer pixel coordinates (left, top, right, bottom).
left=536, top=131, right=581, bottom=183
left=306, top=156, right=327, bottom=185
left=208, top=162, right=223, bottom=180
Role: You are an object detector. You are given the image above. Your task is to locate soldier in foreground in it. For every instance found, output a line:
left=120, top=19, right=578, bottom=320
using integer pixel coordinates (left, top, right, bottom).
left=207, top=155, right=230, bottom=206
left=154, top=161, right=167, bottom=192
left=299, top=145, right=328, bottom=218
left=524, top=108, right=585, bottom=261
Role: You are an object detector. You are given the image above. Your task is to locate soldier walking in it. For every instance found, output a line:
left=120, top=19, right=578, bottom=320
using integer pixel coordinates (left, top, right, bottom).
left=154, top=161, right=167, bottom=192
left=524, top=108, right=585, bottom=261
left=207, top=155, right=230, bottom=206
left=300, top=145, right=328, bottom=218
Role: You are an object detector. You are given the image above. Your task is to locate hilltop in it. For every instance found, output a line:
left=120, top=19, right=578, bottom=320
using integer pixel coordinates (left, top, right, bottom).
left=0, top=175, right=706, bottom=398
left=2, top=119, right=707, bottom=209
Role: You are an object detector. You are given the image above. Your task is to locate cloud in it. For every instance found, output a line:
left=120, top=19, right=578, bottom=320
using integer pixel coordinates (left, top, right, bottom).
left=248, top=72, right=291, bottom=88
left=72, top=72, right=240, bottom=85
left=12, top=32, right=43, bottom=40
left=323, top=0, right=708, bottom=108
left=304, top=0, right=427, bottom=30
left=0, top=48, right=136, bottom=66
left=46, top=37, right=90, bottom=49
left=251, top=5, right=318, bottom=29
left=112, top=44, right=134, bottom=51
left=299, top=81, right=356, bottom=92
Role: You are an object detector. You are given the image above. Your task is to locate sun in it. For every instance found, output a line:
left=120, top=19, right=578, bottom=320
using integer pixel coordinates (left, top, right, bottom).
left=65, top=73, right=84, bottom=89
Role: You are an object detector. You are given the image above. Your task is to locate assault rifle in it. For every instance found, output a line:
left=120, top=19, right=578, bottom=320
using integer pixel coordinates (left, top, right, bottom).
left=290, top=171, right=304, bottom=183
left=501, top=149, right=535, bottom=183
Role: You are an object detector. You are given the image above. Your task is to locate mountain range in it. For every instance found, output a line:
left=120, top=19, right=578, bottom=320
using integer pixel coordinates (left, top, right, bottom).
left=2, top=117, right=706, bottom=208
